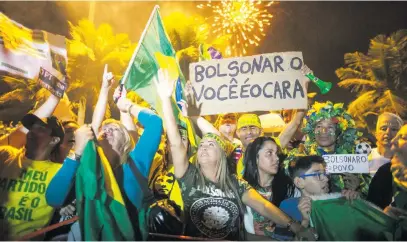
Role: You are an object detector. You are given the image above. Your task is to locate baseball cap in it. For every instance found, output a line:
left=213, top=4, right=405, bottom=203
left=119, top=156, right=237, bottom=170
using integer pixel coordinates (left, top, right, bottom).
left=22, top=114, right=65, bottom=144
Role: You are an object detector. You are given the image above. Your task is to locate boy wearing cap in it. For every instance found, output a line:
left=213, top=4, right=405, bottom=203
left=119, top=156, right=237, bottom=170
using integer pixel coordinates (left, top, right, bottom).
left=0, top=114, right=65, bottom=240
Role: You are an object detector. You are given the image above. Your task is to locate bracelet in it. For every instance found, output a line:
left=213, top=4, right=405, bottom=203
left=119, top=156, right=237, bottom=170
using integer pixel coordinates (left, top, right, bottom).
left=286, top=219, right=295, bottom=232
left=127, top=104, right=133, bottom=114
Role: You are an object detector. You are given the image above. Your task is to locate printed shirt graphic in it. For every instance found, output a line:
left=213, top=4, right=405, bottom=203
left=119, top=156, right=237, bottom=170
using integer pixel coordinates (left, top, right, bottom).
left=178, top=164, right=251, bottom=240
left=149, top=154, right=186, bottom=210
left=152, top=165, right=184, bottom=210
left=0, top=148, right=61, bottom=239
left=244, top=187, right=276, bottom=237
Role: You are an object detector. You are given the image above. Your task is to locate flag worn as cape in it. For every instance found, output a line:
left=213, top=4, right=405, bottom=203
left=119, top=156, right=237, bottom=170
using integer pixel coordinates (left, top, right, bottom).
left=310, top=194, right=399, bottom=241
left=76, top=141, right=134, bottom=240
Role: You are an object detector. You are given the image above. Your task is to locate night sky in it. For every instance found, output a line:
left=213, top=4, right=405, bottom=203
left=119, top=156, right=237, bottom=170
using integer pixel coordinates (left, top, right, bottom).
left=1, top=1, right=407, bottom=106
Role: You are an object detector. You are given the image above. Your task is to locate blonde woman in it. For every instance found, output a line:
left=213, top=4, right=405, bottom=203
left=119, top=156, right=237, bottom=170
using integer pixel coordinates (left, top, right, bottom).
left=155, top=69, right=316, bottom=240
left=46, top=65, right=163, bottom=239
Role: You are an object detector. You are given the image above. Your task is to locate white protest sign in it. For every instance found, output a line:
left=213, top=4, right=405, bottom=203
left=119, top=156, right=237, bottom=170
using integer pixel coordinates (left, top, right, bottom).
left=0, top=12, right=67, bottom=95
left=323, top=154, right=369, bottom=174
left=188, top=52, right=307, bottom=116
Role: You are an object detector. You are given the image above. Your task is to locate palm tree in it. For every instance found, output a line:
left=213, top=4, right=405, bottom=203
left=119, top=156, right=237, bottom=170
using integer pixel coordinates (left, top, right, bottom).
left=336, top=29, right=407, bottom=131
left=67, top=19, right=136, bottom=124
left=0, top=19, right=136, bottom=124
left=0, top=75, right=49, bottom=122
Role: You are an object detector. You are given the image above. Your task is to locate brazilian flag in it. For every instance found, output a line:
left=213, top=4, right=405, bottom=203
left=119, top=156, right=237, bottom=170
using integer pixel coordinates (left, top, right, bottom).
left=121, top=5, right=198, bottom=150
left=310, top=196, right=399, bottom=241
left=76, top=141, right=134, bottom=240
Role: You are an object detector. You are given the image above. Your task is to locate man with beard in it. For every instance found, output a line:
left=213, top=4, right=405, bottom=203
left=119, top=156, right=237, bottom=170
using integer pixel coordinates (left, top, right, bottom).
left=0, top=114, right=64, bottom=240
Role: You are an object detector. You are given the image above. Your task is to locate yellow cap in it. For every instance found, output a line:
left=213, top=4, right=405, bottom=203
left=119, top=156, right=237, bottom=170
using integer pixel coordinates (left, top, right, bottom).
left=237, top=114, right=262, bottom=130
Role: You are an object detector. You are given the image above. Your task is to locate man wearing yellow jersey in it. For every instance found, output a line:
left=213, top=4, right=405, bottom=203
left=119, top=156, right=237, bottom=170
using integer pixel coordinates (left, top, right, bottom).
left=0, top=113, right=64, bottom=240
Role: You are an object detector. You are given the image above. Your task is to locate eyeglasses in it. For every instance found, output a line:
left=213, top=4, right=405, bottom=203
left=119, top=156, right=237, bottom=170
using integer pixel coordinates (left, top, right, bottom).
left=299, top=172, right=327, bottom=181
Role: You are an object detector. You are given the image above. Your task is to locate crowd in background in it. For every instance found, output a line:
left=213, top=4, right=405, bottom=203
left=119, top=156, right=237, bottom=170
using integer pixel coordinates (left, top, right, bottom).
left=0, top=66, right=406, bottom=241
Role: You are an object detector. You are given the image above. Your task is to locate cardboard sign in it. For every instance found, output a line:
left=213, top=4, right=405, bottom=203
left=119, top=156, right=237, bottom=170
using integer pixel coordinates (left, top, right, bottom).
left=0, top=12, right=67, bottom=92
left=323, top=154, right=369, bottom=174
left=38, top=67, right=67, bottom=98
left=188, top=52, right=307, bottom=116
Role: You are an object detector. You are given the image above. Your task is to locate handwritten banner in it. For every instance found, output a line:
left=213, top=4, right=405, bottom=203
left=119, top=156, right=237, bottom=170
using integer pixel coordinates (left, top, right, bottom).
left=0, top=12, right=67, bottom=91
left=323, top=154, right=369, bottom=174
left=188, top=52, right=307, bottom=116
left=38, top=67, right=67, bottom=98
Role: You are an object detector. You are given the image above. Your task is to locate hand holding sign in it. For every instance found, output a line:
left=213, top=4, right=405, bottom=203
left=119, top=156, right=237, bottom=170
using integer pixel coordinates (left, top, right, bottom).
left=343, top=173, right=361, bottom=191
left=189, top=52, right=308, bottom=116
left=102, top=64, right=115, bottom=89
left=184, top=81, right=202, bottom=117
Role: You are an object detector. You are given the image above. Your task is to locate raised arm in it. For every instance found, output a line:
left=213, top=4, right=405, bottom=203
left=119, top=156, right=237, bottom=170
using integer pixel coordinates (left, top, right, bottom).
left=0, top=94, right=61, bottom=147
left=91, top=64, right=115, bottom=132
left=189, top=116, right=221, bottom=136
left=279, top=109, right=306, bottom=149
left=114, top=87, right=139, bottom=142
left=121, top=111, right=138, bottom=142
left=278, top=66, right=311, bottom=149
left=154, top=69, right=188, bottom=178
left=114, top=86, right=162, bottom=177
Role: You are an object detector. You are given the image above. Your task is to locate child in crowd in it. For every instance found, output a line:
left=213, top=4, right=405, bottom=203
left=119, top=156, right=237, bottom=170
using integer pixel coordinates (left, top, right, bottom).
left=280, top=155, right=359, bottom=227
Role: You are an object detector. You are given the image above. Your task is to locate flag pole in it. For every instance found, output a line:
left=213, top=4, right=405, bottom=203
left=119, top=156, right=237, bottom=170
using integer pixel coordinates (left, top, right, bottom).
left=121, top=5, right=160, bottom=85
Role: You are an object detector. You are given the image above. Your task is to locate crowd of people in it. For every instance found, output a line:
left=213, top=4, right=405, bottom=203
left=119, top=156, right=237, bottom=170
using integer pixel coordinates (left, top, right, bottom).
left=0, top=65, right=406, bottom=241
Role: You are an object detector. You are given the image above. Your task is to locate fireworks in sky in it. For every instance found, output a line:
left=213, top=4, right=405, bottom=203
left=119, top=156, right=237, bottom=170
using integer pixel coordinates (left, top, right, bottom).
left=197, top=0, right=275, bottom=57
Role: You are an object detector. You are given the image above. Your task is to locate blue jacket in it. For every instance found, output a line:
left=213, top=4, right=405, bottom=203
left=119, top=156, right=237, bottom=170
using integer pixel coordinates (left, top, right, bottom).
left=46, top=109, right=163, bottom=210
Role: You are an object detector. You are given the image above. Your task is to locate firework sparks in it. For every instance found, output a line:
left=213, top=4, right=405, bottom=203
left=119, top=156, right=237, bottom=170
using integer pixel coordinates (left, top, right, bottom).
left=198, top=0, right=274, bottom=57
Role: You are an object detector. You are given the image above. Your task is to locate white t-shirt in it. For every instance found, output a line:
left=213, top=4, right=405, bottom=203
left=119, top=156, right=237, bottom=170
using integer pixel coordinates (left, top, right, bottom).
left=368, top=148, right=391, bottom=176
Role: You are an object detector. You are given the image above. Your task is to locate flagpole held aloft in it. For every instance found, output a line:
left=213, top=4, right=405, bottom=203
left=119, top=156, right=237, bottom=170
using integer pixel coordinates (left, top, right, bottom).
left=121, top=5, right=160, bottom=85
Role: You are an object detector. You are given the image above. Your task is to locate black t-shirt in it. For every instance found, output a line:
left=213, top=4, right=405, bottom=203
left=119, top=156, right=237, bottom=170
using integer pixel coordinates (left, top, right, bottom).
left=367, top=162, right=392, bottom=209
left=177, top=164, right=251, bottom=240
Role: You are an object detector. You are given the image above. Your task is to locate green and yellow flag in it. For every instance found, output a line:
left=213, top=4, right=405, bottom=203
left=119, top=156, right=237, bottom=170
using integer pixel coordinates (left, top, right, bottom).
left=310, top=196, right=399, bottom=240
left=121, top=5, right=199, bottom=149
left=122, top=5, right=183, bottom=115
left=76, top=141, right=134, bottom=240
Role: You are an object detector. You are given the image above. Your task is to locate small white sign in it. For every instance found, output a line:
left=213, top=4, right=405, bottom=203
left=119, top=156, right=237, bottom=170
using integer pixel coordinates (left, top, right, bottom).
left=323, top=154, right=369, bottom=174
